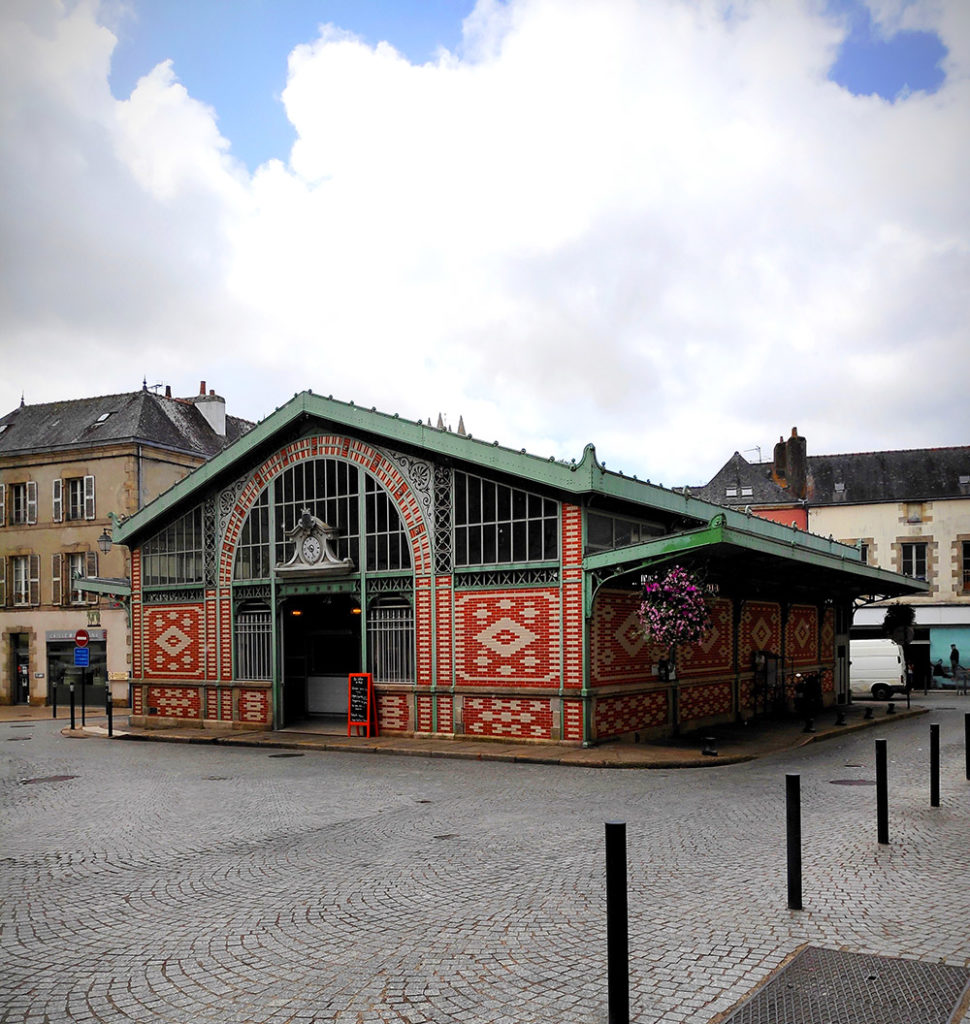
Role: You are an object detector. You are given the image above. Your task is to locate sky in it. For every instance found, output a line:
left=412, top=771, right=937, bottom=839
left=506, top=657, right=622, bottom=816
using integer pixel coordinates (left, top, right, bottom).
left=1, top=0, right=967, bottom=487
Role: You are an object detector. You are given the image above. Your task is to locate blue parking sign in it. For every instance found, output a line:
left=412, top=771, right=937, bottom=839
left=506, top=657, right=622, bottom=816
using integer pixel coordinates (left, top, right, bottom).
left=74, top=646, right=89, bottom=667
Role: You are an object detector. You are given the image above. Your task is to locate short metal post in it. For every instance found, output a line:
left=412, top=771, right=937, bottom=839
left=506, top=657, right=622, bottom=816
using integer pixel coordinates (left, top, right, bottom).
left=605, top=821, right=629, bottom=1024
left=965, top=713, right=969, bottom=781
left=786, top=774, right=802, bottom=910
left=70, top=683, right=76, bottom=731
left=876, top=738, right=889, bottom=845
left=81, top=672, right=87, bottom=727
left=106, top=689, right=113, bottom=738
left=52, top=684, right=57, bottom=720
left=930, top=724, right=939, bottom=807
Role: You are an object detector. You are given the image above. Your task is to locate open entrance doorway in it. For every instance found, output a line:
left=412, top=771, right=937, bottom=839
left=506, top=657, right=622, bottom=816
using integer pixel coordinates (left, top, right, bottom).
left=281, top=593, right=361, bottom=730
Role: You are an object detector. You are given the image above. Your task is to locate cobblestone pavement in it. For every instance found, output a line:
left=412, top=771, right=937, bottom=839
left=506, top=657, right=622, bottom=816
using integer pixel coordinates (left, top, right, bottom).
left=2, top=696, right=969, bottom=1023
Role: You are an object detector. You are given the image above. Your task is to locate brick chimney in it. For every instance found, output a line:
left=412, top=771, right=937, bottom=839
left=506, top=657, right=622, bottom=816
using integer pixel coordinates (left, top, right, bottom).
left=786, top=427, right=808, bottom=500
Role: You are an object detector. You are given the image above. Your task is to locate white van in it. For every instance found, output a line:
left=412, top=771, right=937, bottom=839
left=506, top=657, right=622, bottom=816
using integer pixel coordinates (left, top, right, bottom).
left=849, top=638, right=907, bottom=700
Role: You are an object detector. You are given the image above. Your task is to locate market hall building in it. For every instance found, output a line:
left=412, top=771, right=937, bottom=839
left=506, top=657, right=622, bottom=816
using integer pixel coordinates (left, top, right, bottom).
left=111, top=392, right=922, bottom=745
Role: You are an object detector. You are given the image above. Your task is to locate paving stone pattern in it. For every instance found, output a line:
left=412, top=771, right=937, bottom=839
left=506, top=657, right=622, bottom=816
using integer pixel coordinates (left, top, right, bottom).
left=1, top=704, right=969, bottom=1023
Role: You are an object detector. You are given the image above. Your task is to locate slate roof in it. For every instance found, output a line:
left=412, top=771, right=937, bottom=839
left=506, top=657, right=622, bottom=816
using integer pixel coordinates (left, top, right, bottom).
left=692, top=446, right=970, bottom=507
left=0, top=391, right=253, bottom=458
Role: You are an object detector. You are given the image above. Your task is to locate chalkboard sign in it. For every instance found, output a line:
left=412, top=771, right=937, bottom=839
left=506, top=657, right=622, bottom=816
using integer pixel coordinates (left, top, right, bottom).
left=347, top=673, right=375, bottom=736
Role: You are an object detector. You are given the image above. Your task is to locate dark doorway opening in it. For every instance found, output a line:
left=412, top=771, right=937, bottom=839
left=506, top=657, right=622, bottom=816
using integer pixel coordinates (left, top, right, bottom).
left=281, top=594, right=361, bottom=729
left=13, top=634, right=30, bottom=704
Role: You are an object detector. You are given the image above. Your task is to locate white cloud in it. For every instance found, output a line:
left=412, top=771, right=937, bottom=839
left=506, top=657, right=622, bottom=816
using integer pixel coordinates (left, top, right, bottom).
left=1, top=0, right=967, bottom=485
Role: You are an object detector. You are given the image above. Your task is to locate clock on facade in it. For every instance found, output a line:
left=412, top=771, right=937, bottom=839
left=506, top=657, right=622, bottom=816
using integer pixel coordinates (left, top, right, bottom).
left=301, top=535, right=322, bottom=564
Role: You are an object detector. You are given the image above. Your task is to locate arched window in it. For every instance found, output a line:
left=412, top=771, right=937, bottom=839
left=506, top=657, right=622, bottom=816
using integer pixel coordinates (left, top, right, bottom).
left=274, top=459, right=359, bottom=566
left=233, top=457, right=413, bottom=579
left=234, top=489, right=270, bottom=580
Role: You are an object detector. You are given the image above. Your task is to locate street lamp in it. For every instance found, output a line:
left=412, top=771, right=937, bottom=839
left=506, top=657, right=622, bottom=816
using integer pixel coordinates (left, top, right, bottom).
left=97, top=529, right=112, bottom=555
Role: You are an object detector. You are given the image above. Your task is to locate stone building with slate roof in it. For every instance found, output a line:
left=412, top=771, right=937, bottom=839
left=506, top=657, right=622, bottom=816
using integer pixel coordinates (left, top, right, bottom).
left=111, top=393, right=921, bottom=744
left=692, top=430, right=970, bottom=685
left=0, top=383, right=252, bottom=706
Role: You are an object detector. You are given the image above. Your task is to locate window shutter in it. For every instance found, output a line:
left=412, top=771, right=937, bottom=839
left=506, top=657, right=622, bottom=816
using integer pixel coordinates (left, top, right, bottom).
left=83, top=475, right=96, bottom=520
left=29, top=553, right=40, bottom=606
left=52, top=479, right=63, bottom=523
left=0, top=484, right=5, bottom=526
left=85, top=551, right=98, bottom=604
left=0, top=557, right=6, bottom=606
left=52, top=553, right=62, bottom=606
left=26, top=481, right=38, bottom=525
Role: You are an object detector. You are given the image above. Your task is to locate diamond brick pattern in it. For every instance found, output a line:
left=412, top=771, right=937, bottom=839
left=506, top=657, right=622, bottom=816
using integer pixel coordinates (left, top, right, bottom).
left=455, top=590, right=560, bottom=687
left=786, top=604, right=819, bottom=666
left=145, top=605, right=204, bottom=680
left=680, top=681, right=733, bottom=721
left=594, top=691, right=668, bottom=739
left=677, top=598, right=733, bottom=676
left=739, top=601, right=782, bottom=663
left=463, top=697, right=552, bottom=740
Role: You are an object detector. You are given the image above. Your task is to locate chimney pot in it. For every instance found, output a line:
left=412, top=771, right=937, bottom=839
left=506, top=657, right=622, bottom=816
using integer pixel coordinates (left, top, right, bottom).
left=209, top=388, right=214, bottom=396
left=200, top=380, right=206, bottom=395
left=165, top=385, right=171, bottom=398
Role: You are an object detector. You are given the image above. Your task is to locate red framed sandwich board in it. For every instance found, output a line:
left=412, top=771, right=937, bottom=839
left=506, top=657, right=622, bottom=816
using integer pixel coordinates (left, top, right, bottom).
left=347, top=672, right=379, bottom=737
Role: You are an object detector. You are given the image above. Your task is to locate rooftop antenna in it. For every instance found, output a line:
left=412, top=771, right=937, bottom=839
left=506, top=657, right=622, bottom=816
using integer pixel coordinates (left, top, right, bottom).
left=743, top=446, right=762, bottom=462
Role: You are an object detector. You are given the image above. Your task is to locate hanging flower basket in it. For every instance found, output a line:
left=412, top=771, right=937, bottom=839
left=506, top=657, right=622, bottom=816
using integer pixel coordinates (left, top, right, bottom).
left=637, top=565, right=712, bottom=674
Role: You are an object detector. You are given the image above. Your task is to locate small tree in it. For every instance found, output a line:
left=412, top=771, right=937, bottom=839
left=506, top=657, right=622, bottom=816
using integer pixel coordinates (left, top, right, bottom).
left=882, top=602, right=915, bottom=645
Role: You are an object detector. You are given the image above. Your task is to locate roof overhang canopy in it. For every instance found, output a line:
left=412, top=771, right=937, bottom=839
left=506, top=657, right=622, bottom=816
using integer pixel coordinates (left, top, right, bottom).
left=584, top=514, right=927, bottom=604
left=74, top=576, right=132, bottom=598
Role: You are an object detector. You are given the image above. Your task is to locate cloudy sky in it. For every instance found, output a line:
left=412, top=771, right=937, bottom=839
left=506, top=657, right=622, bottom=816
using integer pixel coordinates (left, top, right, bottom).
left=1, top=0, right=967, bottom=486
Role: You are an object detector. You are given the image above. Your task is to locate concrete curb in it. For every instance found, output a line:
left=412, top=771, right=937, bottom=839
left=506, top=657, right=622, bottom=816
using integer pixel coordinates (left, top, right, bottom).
left=51, top=703, right=930, bottom=769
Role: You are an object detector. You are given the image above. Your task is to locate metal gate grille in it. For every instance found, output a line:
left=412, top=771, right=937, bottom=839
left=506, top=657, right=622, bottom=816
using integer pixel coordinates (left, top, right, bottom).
left=236, top=606, right=271, bottom=680
left=368, top=604, right=413, bottom=683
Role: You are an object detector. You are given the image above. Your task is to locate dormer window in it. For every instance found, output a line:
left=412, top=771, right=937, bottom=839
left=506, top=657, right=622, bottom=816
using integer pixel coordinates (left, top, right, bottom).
left=725, top=488, right=738, bottom=498
left=93, top=412, right=113, bottom=426
left=740, top=487, right=753, bottom=497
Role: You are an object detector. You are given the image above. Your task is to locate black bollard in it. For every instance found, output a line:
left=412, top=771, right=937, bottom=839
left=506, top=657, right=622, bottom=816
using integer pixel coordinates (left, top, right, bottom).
left=864, top=707, right=873, bottom=720
left=605, top=821, right=629, bottom=1024
left=886, top=702, right=895, bottom=715
left=52, top=684, right=57, bottom=720
left=876, top=738, right=889, bottom=845
left=802, top=718, right=815, bottom=734
left=106, top=690, right=113, bottom=738
left=786, top=774, right=802, bottom=911
left=70, top=683, right=76, bottom=731
left=81, top=672, right=86, bottom=727
left=930, top=724, right=939, bottom=808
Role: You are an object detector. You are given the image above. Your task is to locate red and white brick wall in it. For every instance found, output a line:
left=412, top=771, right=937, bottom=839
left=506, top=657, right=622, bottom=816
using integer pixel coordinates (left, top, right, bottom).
left=463, top=695, right=553, bottom=740
left=454, top=589, right=561, bottom=688
left=786, top=604, right=820, bottom=666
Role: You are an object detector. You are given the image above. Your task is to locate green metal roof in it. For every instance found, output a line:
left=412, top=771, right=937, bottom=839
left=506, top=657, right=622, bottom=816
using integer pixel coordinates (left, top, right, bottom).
left=584, top=513, right=926, bottom=600
left=111, top=390, right=919, bottom=590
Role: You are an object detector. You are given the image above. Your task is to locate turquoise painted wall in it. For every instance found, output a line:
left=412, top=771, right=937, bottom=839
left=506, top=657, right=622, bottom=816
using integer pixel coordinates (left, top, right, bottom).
left=930, top=626, right=970, bottom=673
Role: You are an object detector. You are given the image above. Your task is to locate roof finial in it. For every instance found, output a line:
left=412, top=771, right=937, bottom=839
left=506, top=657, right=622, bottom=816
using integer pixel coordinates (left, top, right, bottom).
left=142, top=377, right=148, bottom=391
left=20, top=392, right=25, bottom=407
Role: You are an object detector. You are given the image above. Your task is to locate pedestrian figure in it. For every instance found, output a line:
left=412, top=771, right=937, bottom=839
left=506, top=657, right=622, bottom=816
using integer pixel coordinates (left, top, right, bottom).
left=951, top=644, right=960, bottom=677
